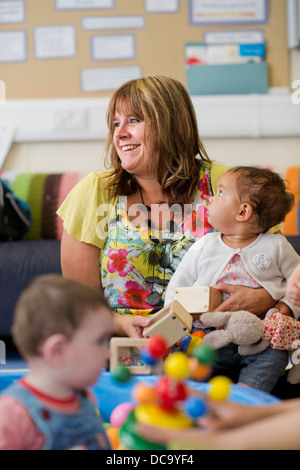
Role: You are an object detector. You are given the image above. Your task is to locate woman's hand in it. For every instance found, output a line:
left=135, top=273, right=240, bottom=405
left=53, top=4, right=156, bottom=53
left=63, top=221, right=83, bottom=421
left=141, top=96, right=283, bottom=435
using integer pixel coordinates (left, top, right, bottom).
left=113, top=313, right=151, bottom=338
left=214, top=283, right=276, bottom=316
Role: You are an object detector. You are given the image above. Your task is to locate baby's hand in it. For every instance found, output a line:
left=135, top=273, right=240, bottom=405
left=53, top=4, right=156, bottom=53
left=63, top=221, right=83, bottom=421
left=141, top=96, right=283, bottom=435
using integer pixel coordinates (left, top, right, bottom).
left=273, top=302, right=292, bottom=317
left=286, top=277, right=300, bottom=307
left=286, top=264, right=300, bottom=307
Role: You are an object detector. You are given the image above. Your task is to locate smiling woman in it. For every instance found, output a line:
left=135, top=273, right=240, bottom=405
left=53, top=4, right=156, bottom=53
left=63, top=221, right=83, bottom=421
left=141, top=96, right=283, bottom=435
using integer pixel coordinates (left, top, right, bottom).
left=57, top=75, right=279, bottom=339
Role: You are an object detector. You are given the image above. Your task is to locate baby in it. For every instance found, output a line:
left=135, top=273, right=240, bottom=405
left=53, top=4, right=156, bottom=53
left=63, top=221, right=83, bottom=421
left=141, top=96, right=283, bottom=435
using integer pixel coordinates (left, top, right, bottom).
left=0, top=275, right=113, bottom=450
left=165, top=166, right=300, bottom=392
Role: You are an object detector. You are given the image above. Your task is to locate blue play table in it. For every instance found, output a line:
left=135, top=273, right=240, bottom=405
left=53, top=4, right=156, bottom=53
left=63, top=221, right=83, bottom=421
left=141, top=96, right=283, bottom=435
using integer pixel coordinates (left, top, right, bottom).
left=0, top=368, right=280, bottom=423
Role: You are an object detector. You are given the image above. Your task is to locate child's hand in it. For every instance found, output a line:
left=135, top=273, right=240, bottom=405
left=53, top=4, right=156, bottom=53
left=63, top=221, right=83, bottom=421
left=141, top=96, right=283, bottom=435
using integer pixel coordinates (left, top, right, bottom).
left=286, top=265, right=300, bottom=307
left=273, top=302, right=292, bottom=317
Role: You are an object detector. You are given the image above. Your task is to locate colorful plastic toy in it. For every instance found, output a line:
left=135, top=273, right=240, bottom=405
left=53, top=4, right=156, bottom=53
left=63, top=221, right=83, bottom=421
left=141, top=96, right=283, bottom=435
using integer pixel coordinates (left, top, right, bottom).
left=179, top=331, right=206, bottom=355
left=108, top=334, right=233, bottom=450
left=110, top=402, right=135, bottom=428
left=208, top=376, right=232, bottom=401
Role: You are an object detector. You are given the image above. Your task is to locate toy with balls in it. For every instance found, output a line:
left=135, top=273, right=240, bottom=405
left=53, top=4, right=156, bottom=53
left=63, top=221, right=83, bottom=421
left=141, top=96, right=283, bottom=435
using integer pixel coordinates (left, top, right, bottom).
left=109, top=335, right=232, bottom=450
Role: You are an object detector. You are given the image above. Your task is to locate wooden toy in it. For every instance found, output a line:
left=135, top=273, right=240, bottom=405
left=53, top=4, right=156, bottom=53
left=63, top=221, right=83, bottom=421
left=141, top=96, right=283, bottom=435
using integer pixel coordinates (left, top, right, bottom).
left=174, top=286, right=222, bottom=316
left=110, top=337, right=153, bottom=375
left=142, top=300, right=193, bottom=347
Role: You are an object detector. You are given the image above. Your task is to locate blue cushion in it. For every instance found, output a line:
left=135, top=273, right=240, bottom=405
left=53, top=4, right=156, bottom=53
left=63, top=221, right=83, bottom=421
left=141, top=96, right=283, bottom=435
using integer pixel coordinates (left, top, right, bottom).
left=0, top=239, right=61, bottom=336
left=286, top=236, right=300, bottom=256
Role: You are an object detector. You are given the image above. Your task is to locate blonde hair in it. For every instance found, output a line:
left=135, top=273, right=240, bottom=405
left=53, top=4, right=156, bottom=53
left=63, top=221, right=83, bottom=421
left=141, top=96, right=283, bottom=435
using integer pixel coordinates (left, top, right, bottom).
left=12, top=275, right=111, bottom=358
left=105, top=75, right=210, bottom=205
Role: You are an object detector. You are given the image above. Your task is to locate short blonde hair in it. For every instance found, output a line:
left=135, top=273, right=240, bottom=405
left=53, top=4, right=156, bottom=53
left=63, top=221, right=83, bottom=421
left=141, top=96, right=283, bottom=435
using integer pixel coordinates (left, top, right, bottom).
left=105, top=75, right=210, bottom=205
left=12, top=275, right=111, bottom=358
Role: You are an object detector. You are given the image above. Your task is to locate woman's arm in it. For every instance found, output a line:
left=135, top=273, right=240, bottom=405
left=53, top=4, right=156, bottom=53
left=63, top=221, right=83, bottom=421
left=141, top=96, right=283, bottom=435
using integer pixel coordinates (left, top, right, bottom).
left=60, top=230, right=101, bottom=289
left=137, top=398, right=300, bottom=450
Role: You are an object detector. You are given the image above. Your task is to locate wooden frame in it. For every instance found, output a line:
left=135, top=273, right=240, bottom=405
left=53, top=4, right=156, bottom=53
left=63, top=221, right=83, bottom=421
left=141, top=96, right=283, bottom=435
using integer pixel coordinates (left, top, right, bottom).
left=142, top=300, right=193, bottom=347
left=110, top=337, right=153, bottom=375
left=174, top=286, right=222, bottom=315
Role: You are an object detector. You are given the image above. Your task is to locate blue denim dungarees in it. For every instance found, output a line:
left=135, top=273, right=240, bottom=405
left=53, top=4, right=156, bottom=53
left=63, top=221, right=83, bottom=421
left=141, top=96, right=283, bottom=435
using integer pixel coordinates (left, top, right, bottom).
left=2, top=381, right=111, bottom=450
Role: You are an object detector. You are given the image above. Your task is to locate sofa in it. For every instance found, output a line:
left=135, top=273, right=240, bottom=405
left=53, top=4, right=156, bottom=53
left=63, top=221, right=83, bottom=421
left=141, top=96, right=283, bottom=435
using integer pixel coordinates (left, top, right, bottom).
left=0, top=172, right=82, bottom=337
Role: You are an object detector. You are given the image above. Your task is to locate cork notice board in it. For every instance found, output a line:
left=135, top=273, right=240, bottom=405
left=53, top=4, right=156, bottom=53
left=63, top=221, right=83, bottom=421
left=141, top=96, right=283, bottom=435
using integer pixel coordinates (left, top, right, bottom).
left=0, top=0, right=290, bottom=100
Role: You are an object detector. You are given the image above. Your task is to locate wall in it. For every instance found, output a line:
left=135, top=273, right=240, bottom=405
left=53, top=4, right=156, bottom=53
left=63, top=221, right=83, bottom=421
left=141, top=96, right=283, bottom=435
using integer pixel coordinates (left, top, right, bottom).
left=1, top=0, right=299, bottom=176
left=3, top=134, right=300, bottom=178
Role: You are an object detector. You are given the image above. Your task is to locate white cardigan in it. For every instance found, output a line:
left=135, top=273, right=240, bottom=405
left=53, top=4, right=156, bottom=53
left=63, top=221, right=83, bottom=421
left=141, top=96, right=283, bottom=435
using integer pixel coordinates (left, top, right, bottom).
left=165, top=232, right=300, bottom=318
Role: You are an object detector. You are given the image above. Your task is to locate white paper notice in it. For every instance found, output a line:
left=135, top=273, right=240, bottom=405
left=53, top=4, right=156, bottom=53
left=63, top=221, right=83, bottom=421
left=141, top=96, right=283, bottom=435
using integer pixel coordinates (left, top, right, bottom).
left=190, top=0, right=268, bottom=25
left=91, top=34, right=135, bottom=61
left=82, top=16, right=145, bottom=30
left=81, top=65, right=142, bottom=92
left=55, top=0, right=114, bottom=9
left=0, top=31, right=26, bottom=62
left=0, top=1, right=25, bottom=24
left=145, top=0, right=179, bottom=13
left=34, top=26, right=76, bottom=59
left=204, top=30, right=265, bottom=44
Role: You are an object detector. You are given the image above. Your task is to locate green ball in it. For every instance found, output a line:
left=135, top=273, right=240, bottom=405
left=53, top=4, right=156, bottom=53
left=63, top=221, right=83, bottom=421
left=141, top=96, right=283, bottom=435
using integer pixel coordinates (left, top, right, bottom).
left=112, top=364, right=131, bottom=383
left=193, top=344, right=217, bottom=365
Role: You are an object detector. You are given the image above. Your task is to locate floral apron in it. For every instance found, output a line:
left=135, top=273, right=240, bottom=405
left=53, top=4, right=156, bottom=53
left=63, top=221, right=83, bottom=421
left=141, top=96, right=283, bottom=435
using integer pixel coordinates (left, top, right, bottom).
left=101, top=162, right=215, bottom=316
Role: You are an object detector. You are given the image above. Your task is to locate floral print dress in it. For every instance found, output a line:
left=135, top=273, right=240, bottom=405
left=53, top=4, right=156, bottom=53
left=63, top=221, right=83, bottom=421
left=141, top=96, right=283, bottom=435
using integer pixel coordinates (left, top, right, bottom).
left=100, top=162, right=215, bottom=316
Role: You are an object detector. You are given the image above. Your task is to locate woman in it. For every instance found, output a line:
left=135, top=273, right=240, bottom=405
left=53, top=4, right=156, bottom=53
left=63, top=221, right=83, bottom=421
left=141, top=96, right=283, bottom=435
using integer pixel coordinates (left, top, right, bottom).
left=57, top=76, right=277, bottom=338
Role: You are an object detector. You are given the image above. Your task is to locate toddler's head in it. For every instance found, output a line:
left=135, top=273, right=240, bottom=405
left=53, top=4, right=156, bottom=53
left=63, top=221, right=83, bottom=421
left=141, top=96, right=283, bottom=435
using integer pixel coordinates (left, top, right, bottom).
left=12, top=275, right=113, bottom=361
left=228, top=166, right=295, bottom=233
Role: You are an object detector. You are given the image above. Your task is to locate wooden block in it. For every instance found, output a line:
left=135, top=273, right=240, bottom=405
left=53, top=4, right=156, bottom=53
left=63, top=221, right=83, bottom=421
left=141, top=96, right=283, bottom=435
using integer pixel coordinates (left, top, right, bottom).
left=110, top=337, right=152, bottom=375
left=174, top=286, right=222, bottom=315
left=142, top=300, right=193, bottom=347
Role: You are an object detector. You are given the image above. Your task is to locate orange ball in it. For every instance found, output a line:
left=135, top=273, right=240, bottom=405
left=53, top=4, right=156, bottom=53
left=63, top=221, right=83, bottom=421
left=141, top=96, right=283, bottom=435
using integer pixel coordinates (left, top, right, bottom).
left=106, top=427, right=120, bottom=449
left=132, top=383, right=158, bottom=404
left=192, top=331, right=206, bottom=339
left=188, top=357, right=212, bottom=381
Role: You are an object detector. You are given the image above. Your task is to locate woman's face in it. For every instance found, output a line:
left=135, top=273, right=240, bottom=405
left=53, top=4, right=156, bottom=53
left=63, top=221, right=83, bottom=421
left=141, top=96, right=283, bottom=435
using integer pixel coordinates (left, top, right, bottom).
left=112, top=104, right=155, bottom=178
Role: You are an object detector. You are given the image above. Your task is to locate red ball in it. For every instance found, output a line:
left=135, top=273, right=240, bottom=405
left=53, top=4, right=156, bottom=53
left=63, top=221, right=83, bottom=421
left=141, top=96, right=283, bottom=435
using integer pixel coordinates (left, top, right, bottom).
left=156, top=376, right=187, bottom=411
left=147, top=336, right=168, bottom=359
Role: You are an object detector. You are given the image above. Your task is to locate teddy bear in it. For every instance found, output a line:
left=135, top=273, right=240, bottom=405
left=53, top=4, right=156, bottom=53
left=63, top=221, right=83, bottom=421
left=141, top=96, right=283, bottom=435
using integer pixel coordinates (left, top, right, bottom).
left=199, top=308, right=300, bottom=384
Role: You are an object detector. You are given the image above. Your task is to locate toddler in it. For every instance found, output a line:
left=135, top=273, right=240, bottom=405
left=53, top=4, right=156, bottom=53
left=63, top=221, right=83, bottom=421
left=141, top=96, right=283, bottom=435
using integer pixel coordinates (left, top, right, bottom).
left=0, top=275, right=113, bottom=450
left=165, top=166, right=300, bottom=392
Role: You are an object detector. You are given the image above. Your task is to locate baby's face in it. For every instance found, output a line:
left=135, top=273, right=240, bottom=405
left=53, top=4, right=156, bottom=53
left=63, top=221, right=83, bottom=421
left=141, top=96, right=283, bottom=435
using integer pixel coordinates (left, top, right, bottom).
left=206, top=172, right=241, bottom=233
left=61, top=307, right=113, bottom=390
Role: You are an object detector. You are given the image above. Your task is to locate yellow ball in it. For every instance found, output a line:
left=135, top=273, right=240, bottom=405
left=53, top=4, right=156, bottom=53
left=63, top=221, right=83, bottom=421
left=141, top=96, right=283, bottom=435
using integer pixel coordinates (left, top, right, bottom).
left=164, top=352, right=189, bottom=380
left=186, top=336, right=203, bottom=355
left=208, top=376, right=232, bottom=401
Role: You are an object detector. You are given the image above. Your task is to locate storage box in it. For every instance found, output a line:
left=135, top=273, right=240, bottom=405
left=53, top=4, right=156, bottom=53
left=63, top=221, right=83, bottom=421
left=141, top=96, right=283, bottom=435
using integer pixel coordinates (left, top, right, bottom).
left=186, top=61, right=269, bottom=95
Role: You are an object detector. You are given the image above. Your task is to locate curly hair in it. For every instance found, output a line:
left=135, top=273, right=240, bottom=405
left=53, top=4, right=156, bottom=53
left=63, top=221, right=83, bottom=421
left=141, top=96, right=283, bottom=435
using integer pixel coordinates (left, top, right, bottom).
left=229, top=166, right=295, bottom=233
